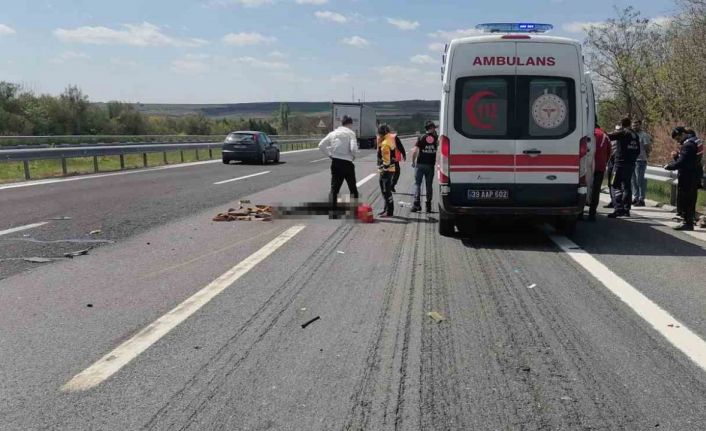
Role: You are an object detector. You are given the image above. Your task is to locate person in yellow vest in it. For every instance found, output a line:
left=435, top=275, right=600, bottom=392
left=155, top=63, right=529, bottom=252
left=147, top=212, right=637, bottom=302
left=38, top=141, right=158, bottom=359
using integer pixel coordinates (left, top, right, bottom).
left=377, top=124, right=397, bottom=217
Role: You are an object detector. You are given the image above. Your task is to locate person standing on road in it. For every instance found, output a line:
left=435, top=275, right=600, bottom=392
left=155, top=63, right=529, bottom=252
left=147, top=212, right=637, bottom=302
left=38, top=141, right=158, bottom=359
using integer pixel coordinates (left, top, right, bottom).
left=411, top=121, right=438, bottom=213
left=587, top=123, right=612, bottom=221
left=665, top=127, right=701, bottom=230
left=607, top=117, right=641, bottom=218
left=377, top=124, right=397, bottom=217
left=318, top=115, right=359, bottom=217
left=391, top=135, right=406, bottom=193
left=631, top=120, right=652, bottom=207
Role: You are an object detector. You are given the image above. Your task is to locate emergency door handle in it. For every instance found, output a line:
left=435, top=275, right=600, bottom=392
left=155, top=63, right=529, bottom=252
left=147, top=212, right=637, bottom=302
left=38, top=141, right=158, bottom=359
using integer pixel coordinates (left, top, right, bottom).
left=523, top=149, right=542, bottom=156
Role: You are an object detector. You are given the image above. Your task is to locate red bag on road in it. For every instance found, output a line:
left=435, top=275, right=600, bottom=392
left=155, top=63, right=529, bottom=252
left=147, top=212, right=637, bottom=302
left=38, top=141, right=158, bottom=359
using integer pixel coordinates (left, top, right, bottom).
left=356, top=204, right=374, bottom=223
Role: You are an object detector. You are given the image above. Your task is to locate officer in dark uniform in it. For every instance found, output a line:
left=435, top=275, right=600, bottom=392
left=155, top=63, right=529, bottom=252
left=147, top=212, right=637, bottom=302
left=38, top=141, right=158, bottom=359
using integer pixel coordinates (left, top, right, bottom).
left=411, top=121, right=438, bottom=213
left=607, top=117, right=641, bottom=218
left=665, top=126, right=701, bottom=231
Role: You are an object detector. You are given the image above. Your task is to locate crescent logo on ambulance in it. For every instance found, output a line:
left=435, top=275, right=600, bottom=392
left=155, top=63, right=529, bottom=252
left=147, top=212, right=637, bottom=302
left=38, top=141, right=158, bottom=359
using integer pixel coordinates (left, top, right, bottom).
left=436, top=22, right=597, bottom=237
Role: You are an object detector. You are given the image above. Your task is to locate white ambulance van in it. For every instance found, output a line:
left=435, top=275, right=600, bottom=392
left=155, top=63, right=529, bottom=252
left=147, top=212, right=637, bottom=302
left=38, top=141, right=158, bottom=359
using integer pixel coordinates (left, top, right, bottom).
left=437, top=23, right=596, bottom=236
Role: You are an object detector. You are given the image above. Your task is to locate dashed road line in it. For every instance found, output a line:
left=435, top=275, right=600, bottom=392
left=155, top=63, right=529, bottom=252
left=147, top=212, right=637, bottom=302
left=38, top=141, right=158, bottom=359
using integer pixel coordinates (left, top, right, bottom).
left=213, top=171, right=270, bottom=185
left=61, top=224, right=306, bottom=392
left=549, top=230, right=706, bottom=373
left=0, top=222, right=49, bottom=237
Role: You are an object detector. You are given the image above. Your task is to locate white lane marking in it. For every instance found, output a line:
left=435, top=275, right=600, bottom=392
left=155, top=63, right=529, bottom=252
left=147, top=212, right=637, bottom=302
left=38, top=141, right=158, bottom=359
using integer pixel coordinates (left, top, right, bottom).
left=213, top=171, right=270, bottom=185
left=549, top=231, right=706, bottom=373
left=356, top=173, right=377, bottom=188
left=0, top=147, right=318, bottom=192
left=0, top=222, right=49, bottom=237
left=309, top=157, right=330, bottom=163
left=0, top=160, right=221, bottom=191
left=62, top=224, right=306, bottom=392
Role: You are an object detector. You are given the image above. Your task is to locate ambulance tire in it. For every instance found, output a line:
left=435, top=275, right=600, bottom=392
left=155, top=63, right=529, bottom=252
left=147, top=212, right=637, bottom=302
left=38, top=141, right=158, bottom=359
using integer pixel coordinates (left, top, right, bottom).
left=438, top=206, right=455, bottom=237
left=555, top=216, right=577, bottom=235
left=457, top=217, right=478, bottom=237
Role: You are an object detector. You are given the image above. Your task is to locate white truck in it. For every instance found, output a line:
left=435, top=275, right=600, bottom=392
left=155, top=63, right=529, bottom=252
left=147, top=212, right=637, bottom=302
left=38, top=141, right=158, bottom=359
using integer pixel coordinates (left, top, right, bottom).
left=331, top=103, right=378, bottom=149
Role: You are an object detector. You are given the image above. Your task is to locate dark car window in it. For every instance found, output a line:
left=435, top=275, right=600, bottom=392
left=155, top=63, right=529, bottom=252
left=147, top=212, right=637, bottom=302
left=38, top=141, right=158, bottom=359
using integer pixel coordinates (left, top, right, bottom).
left=225, top=133, right=256, bottom=143
left=454, top=76, right=511, bottom=139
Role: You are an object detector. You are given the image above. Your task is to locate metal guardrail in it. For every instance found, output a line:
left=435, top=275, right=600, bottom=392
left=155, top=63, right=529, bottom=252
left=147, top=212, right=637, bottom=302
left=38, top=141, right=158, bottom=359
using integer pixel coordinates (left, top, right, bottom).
left=645, top=165, right=706, bottom=206
left=0, top=138, right=320, bottom=181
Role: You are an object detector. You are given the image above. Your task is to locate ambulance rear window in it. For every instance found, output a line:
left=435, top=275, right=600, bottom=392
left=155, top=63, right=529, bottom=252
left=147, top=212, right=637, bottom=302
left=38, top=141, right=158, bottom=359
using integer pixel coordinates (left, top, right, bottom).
left=454, top=76, right=511, bottom=138
left=522, top=77, right=574, bottom=138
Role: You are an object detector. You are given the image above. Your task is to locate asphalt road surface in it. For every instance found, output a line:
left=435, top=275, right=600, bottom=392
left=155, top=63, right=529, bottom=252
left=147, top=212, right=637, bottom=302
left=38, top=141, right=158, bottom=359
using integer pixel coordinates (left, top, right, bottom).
left=2, top=139, right=706, bottom=430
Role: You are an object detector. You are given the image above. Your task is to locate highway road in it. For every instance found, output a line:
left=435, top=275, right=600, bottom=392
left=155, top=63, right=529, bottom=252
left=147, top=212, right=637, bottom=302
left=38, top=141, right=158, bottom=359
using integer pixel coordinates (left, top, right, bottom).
left=1, top=139, right=706, bottom=430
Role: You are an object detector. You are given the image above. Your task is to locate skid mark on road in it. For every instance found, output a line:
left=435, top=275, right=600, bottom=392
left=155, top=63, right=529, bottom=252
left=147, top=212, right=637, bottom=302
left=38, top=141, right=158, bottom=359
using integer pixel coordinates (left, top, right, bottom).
left=61, top=225, right=305, bottom=392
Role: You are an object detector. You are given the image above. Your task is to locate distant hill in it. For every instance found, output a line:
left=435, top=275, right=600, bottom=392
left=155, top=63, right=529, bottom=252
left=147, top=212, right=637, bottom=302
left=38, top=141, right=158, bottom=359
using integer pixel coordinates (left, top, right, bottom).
left=132, top=100, right=440, bottom=120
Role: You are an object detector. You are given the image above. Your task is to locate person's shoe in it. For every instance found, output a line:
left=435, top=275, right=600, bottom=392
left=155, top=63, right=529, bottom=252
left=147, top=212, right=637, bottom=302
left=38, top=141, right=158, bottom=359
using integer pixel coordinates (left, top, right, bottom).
left=673, top=223, right=694, bottom=231
left=639, top=200, right=646, bottom=206
left=632, top=198, right=639, bottom=205
left=624, top=210, right=630, bottom=217
left=603, top=203, right=614, bottom=209
left=411, top=205, right=421, bottom=213
left=633, top=201, right=645, bottom=207
left=587, top=213, right=597, bottom=222
left=671, top=216, right=684, bottom=222
left=377, top=210, right=388, bottom=217
left=699, top=217, right=706, bottom=228
left=425, top=203, right=433, bottom=213
left=391, top=187, right=397, bottom=193
left=607, top=212, right=620, bottom=218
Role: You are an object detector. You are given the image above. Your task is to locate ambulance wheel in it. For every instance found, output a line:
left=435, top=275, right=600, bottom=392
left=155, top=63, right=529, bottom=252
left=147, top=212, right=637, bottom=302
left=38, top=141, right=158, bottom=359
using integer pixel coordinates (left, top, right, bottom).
left=438, top=206, right=455, bottom=237
left=555, top=216, right=577, bottom=235
left=457, top=217, right=478, bottom=236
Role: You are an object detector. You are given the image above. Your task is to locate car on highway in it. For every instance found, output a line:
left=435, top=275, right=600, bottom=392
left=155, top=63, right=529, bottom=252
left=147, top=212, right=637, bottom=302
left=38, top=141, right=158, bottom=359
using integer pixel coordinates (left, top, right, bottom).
left=222, top=131, right=280, bottom=165
left=437, top=22, right=596, bottom=236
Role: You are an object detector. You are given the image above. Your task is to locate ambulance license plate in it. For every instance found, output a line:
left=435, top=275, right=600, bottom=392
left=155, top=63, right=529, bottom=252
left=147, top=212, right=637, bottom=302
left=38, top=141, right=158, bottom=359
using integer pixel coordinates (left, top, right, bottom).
left=468, top=189, right=509, bottom=201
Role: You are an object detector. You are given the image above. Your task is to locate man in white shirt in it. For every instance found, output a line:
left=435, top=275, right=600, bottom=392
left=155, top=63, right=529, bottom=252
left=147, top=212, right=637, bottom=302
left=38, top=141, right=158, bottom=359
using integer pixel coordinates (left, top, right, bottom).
left=318, top=115, right=359, bottom=215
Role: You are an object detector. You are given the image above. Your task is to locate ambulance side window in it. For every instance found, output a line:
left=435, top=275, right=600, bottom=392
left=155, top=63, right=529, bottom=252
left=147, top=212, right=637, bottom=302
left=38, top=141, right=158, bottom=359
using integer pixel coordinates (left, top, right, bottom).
left=454, top=76, right=511, bottom=139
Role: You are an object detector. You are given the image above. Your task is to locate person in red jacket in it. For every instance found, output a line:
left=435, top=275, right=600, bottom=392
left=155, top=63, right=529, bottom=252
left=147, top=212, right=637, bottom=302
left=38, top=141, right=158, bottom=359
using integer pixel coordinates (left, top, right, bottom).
left=588, top=123, right=612, bottom=221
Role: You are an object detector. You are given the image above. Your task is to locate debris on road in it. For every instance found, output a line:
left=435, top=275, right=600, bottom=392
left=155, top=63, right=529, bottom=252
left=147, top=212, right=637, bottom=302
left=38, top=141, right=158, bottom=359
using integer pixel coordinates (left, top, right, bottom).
left=23, top=257, right=54, bottom=263
left=427, top=311, right=446, bottom=323
left=399, top=201, right=412, bottom=208
left=89, top=229, right=102, bottom=235
left=50, top=216, right=72, bottom=221
left=86, top=304, right=93, bottom=308
left=527, top=283, right=537, bottom=289
left=63, top=248, right=91, bottom=258
left=213, top=204, right=273, bottom=222
left=336, top=251, right=345, bottom=254
left=301, top=316, right=321, bottom=329
left=667, top=324, right=682, bottom=328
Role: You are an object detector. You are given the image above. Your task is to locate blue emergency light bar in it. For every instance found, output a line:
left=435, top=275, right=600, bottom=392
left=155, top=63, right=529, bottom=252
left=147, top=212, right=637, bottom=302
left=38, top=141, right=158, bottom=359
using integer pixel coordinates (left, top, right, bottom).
left=475, top=23, right=553, bottom=33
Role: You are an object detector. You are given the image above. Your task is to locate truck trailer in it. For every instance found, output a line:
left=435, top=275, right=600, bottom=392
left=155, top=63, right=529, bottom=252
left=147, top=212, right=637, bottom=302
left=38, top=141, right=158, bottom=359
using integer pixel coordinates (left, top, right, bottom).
left=331, top=103, right=378, bottom=149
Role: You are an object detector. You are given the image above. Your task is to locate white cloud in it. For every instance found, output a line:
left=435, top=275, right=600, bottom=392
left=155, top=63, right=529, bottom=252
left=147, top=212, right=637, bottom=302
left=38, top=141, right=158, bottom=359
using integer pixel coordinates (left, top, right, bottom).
left=428, top=42, right=446, bottom=52
left=562, top=21, right=603, bottom=33
left=0, top=24, right=15, bottom=36
left=52, top=51, right=90, bottom=64
left=387, top=18, right=419, bottom=30
left=341, top=36, right=369, bottom=47
left=236, top=56, right=290, bottom=70
left=315, top=11, right=347, bottom=23
left=110, top=58, right=140, bottom=69
left=650, top=16, right=674, bottom=27
left=410, top=54, right=435, bottom=65
left=270, top=72, right=311, bottom=83
left=54, top=22, right=207, bottom=47
left=208, top=0, right=273, bottom=7
left=172, top=58, right=209, bottom=75
left=296, top=0, right=328, bottom=4
left=222, top=32, right=276, bottom=45
left=330, top=73, right=351, bottom=83
left=429, top=28, right=484, bottom=40
left=269, top=50, right=287, bottom=58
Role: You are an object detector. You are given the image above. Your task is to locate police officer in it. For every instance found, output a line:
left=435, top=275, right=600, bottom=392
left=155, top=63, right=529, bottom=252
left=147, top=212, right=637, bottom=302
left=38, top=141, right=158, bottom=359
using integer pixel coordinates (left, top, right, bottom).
left=665, top=126, right=701, bottom=231
left=411, top=121, right=438, bottom=213
left=607, top=117, right=640, bottom=218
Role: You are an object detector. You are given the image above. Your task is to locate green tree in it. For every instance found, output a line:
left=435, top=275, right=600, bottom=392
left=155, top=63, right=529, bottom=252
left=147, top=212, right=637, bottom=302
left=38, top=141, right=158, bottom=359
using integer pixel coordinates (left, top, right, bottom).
left=59, top=85, right=89, bottom=134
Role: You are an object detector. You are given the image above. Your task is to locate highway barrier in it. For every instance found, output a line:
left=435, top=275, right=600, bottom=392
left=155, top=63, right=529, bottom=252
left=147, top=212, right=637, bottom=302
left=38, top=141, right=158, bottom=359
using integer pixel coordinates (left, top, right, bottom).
left=645, top=165, right=706, bottom=206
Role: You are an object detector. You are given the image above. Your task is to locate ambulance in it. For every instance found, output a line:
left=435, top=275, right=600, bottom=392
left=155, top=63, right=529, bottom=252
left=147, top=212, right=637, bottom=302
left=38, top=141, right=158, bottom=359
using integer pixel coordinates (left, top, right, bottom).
left=437, top=23, right=596, bottom=236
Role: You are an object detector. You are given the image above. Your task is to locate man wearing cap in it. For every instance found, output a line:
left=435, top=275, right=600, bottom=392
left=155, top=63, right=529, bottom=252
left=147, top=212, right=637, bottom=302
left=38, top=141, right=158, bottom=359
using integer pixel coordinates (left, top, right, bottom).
left=318, top=115, right=359, bottom=217
left=411, top=121, right=438, bottom=213
left=665, top=126, right=701, bottom=230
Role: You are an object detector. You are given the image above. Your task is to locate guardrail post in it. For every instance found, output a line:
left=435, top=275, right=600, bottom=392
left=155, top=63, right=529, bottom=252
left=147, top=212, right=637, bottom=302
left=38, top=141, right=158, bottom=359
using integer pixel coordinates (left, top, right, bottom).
left=195, top=149, right=200, bottom=161
left=23, top=160, right=30, bottom=180
left=61, top=158, right=68, bottom=176
left=163, top=151, right=168, bottom=165
left=180, top=150, right=184, bottom=163
left=119, top=154, right=125, bottom=170
left=143, top=153, right=148, bottom=167
left=93, top=156, right=99, bottom=173
left=209, top=148, right=213, bottom=159
left=670, top=181, right=678, bottom=207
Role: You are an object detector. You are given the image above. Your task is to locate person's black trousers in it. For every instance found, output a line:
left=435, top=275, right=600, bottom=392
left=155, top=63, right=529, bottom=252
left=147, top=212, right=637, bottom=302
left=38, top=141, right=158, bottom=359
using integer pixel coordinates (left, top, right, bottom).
left=392, top=162, right=401, bottom=189
left=330, top=158, right=358, bottom=210
left=589, top=170, right=605, bottom=216
left=612, top=164, right=635, bottom=213
left=379, top=171, right=394, bottom=215
left=678, top=178, right=698, bottom=224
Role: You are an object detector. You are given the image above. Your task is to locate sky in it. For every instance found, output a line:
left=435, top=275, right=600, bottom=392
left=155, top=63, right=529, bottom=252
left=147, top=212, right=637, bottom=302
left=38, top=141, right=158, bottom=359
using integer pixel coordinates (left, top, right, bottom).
left=0, top=0, right=676, bottom=103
